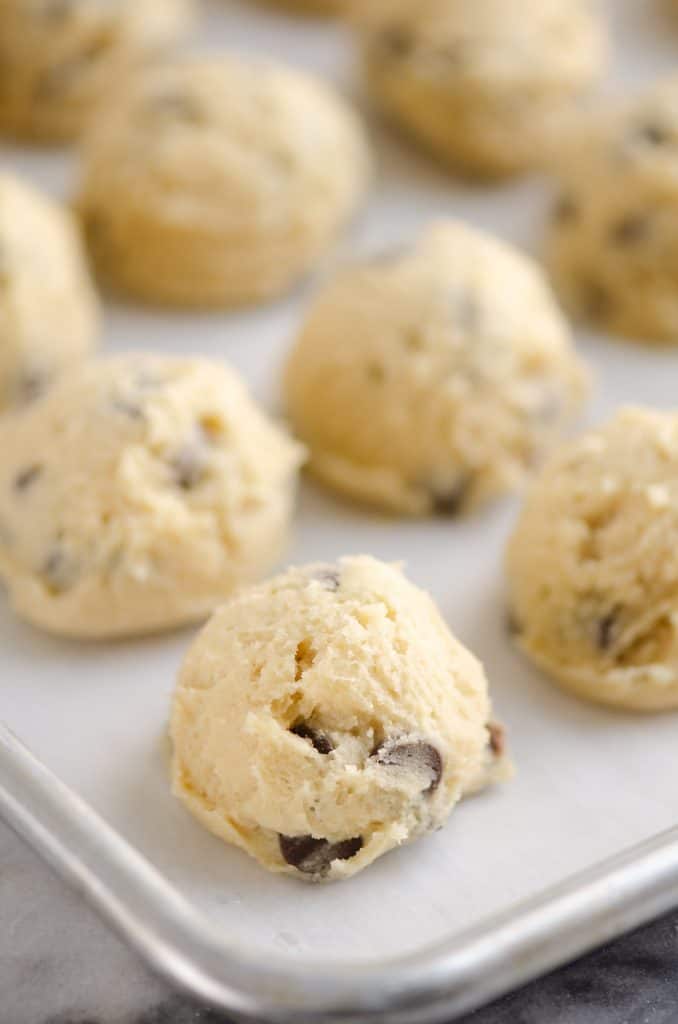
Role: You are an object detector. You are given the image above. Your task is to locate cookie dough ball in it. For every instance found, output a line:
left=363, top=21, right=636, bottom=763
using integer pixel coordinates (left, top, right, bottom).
left=76, top=55, right=371, bottom=308
left=547, top=76, right=678, bottom=344
left=507, top=408, right=678, bottom=711
left=171, top=556, right=508, bottom=881
left=285, top=220, right=589, bottom=516
left=0, top=0, right=192, bottom=143
left=357, top=0, right=607, bottom=178
left=0, top=354, right=304, bottom=638
left=0, top=173, right=99, bottom=412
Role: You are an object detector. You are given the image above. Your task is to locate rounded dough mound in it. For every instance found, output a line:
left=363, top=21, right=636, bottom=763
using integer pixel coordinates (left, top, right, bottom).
left=76, top=55, right=371, bottom=308
left=285, top=220, right=589, bottom=516
left=506, top=408, right=678, bottom=711
left=0, top=173, right=99, bottom=412
left=0, top=354, right=304, bottom=638
left=357, top=0, right=607, bottom=178
left=0, top=0, right=192, bottom=143
left=547, top=76, right=678, bottom=344
left=171, top=556, right=507, bottom=881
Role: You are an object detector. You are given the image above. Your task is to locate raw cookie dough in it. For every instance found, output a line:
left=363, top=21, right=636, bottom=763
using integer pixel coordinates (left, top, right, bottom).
left=0, top=354, right=304, bottom=638
left=547, top=75, right=678, bottom=344
left=357, top=0, right=607, bottom=178
left=76, top=55, right=371, bottom=308
left=0, top=0, right=192, bottom=143
left=0, top=172, right=99, bottom=412
left=285, top=220, right=589, bottom=516
left=171, top=556, right=509, bottom=881
left=506, top=407, right=678, bottom=711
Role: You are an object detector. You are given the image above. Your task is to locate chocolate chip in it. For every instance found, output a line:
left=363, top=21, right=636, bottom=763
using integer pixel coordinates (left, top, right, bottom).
left=366, top=362, right=385, bottom=383
left=430, top=476, right=471, bottom=516
left=290, top=722, right=333, bottom=755
left=553, top=194, right=579, bottom=225
left=635, top=121, right=671, bottom=147
left=488, top=722, right=505, bottom=758
left=579, top=278, right=612, bottom=321
left=42, top=546, right=78, bottom=594
left=609, top=214, right=650, bottom=245
left=19, top=368, right=48, bottom=404
left=112, top=397, right=144, bottom=420
left=378, top=26, right=414, bottom=59
left=597, top=607, right=621, bottom=652
left=372, top=738, right=443, bottom=794
left=40, top=0, right=76, bottom=21
left=313, top=567, right=340, bottom=591
left=146, top=91, right=205, bottom=124
left=13, top=464, right=43, bottom=492
left=278, top=834, right=363, bottom=876
left=506, top=610, right=523, bottom=637
left=171, top=439, right=210, bottom=490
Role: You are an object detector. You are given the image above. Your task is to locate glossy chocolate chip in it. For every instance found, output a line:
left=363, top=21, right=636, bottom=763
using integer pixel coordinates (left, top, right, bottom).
left=278, top=834, right=363, bottom=876
left=13, top=464, right=43, bottom=492
left=313, top=567, right=340, bottom=591
left=373, top=738, right=443, bottom=794
left=19, top=368, right=48, bottom=404
left=430, top=476, right=471, bottom=516
left=579, top=278, right=612, bottom=321
left=488, top=722, right=505, bottom=758
left=609, top=214, right=649, bottom=245
left=290, top=722, right=334, bottom=755
left=506, top=610, right=523, bottom=637
left=172, top=438, right=210, bottom=490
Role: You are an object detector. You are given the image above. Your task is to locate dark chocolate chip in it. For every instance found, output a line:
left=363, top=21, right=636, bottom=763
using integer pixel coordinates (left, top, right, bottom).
left=579, top=278, right=612, bottom=321
left=146, top=91, right=206, bottom=124
left=19, top=368, right=49, bottom=404
left=171, top=440, right=210, bottom=490
left=635, top=121, right=671, bottom=147
left=430, top=476, right=471, bottom=516
left=553, top=194, right=579, bottom=225
left=378, top=26, right=414, bottom=59
left=290, top=722, right=334, bottom=755
left=278, top=834, right=363, bottom=876
left=13, top=464, right=43, bottom=492
left=372, top=738, right=443, bottom=794
left=597, top=607, right=621, bottom=652
left=313, top=567, right=340, bottom=591
left=609, top=214, right=650, bottom=245
left=366, top=362, right=385, bottom=383
left=488, top=722, right=505, bottom=758
left=42, top=546, right=78, bottom=594
left=506, top=610, right=523, bottom=637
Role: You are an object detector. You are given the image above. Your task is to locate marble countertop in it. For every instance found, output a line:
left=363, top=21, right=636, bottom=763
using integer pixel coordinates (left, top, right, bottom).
left=3, top=822, right=678, bottom=1024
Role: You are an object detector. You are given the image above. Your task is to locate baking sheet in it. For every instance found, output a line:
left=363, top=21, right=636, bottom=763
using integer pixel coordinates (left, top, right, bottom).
left=3, top=0, right=678, bottom=970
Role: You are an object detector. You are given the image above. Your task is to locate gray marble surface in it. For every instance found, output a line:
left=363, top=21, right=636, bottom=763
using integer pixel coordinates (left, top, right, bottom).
left=3, top=822, right=678, bottom=1024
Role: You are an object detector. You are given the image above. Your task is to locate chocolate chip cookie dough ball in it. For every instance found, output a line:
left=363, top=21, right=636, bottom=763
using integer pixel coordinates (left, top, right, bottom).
left=171, top=556, right=509, bottom=881
left=357, top=0, right=607, bottom=178
left=285, top=220, right=589, bottom=516
left=76, top=55, right=371, bottom=308
left=0, top=173, right=98, bottom=412
left=547, top=76, right=678, bottom=344
left=0, top=354, right=304, bottom=638
left=507, top=408, right=678, bottom=711
left=0, top=0, right=192, bottom=143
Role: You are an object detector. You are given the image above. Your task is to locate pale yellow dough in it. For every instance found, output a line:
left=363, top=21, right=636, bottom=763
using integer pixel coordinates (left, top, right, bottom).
left=357, top=0, right=607, bottom=178
left=506, top=408, right=678, bottom=711
left=76, top=55, right=371, bottom=308
left=0, top=354, right=304, bottom=638
left=0, top=173, right=99, bottom=412
left=285, top=220, right=589, bottom=516
left=171, top=556, right=509, bottom=881
left=0, top=0, right=192, bottom=143
left=547, top=75, right=678, bottom=344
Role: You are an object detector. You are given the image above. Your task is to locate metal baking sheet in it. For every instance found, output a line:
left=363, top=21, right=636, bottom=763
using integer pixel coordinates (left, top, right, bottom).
left=2, top=0, right=678, bottom=1017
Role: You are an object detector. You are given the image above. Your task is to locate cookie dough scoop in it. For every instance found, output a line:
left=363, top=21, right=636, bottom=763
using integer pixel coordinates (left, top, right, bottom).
left=171, top=555, right=510, bottom=881
left=507, top=407, right=678, bottom=711
left=0, top=353, right=304, bottom=638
